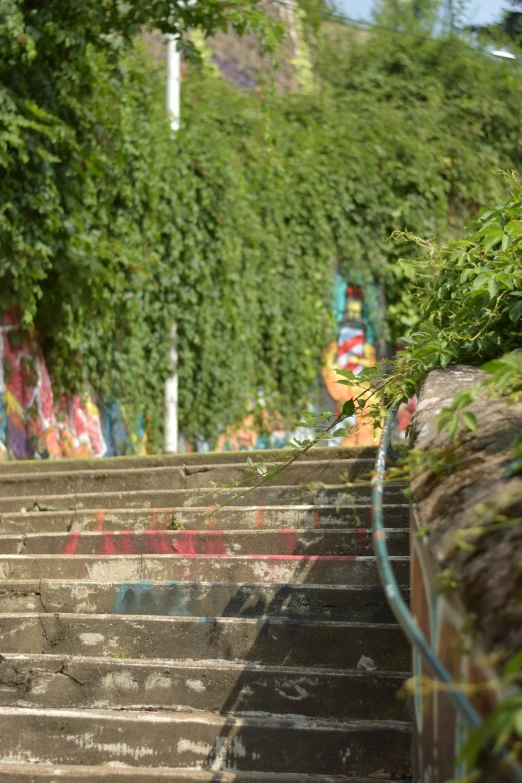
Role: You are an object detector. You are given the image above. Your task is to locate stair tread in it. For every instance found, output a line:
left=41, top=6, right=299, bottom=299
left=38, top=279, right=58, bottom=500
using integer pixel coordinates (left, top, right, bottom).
left=0, top=651, right=410, bottom=675
left=0, top=704, right=411, bottom=730
left=0, top=764, right=402, bottom=782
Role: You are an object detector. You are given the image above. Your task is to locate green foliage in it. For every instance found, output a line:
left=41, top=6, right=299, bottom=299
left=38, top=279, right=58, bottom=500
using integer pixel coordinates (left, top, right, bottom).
left=316, top=19, right=522, bottom=343
left=453, top=648, right=522, bottom=778
left=4, top=0, right=522, bottom=450
left=382, top=193, right=522, bottom=407
left=0, top=9, right=332, bottom=448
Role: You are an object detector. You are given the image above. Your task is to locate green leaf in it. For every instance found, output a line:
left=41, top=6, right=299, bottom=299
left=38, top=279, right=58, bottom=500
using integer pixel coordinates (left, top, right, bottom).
left=488, top=276, right=499, bottom=299
left=342, top=400, right=356, bottom=417
left=504, top=649, right=522, bottom=676
left=509, top=300, right=522, bottom=324
left=514, top=710, right=522, bottom=737
left=462, top=412, right=478, bottom=432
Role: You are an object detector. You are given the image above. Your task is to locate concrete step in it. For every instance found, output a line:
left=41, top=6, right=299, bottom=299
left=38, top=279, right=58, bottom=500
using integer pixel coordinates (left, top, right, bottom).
left=0, top=529, right=409, bottom=557
left=0, top=483, right=407, bottom=514
left=0, top=765, right=402, bottom=782
left=0, top=614, right=410, bottom=670
left=0, top=504, right=410, bottom=535
left=0, top=460, right=374, bottom=499
left=0, top=580, right=405, bottom=622
left=0, top=707, right=411, bottom=775
left=0, top=554, right=410, bottom=585
left=0, top=654, right=410, bottom=721
left=0, top=446, right=378, bottom=474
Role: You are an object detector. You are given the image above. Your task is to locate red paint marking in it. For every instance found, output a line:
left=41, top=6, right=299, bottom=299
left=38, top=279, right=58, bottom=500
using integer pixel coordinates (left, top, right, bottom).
left=93, top=509, right=104, bottom=532
left=203, top=531, right=227, bottom=556
left=255, top=507, right=265, bottom=529
left=101, top=531, right=117, bottom=555
left=168, top=530, right=227, bottom=556
left=374, top=529, right=384, bottom=542
left=279, top=529, right=298, bottom=555
left=62, top=531, right=80, bottom=555
left=172, top=531, right=196, bottom=556
left=337, top=333, right=364, bottom=357
left=119, top=531, right=135, bottom=555
left=207, top=507, right=215, bottom=530
left=313, top=505, right=321, bottom=529
left=144, top=530, right=172, bottom=554
left=149, top=509, right=158, bottom=531
left=162, top=554, right=356, bottom=561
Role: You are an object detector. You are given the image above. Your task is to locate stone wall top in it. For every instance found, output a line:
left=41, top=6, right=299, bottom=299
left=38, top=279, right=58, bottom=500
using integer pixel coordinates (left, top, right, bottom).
left=412, top=365, right=522, bottom=660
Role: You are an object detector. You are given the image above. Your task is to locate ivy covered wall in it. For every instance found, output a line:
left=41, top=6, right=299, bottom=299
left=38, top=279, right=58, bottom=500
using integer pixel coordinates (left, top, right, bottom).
left=2, top=4, right=522, bottom=456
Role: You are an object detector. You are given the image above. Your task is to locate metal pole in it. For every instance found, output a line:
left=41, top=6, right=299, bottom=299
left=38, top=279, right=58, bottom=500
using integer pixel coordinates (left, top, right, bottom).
left=164, top=36, right=180, bottom=452
left=165, top=325, right=178, bottom=453
left=166, top=35, right=180, bottom=132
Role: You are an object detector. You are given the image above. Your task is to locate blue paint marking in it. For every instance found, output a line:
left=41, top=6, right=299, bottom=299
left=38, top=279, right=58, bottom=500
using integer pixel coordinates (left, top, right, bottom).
left=113, top=581, right=192, bottom=616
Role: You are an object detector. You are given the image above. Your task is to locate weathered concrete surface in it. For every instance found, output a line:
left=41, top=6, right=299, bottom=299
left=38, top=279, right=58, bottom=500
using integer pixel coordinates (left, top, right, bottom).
left=0, top=580, right=403, bottom=622
left=0, top=554, right=410, bottom=585
left=0, top=529, right=408, bottom=557
left=0, top=504, right=409, bottom=535
left=0, top=707, right=411, bottom=775
left=0, top=484, right=406, bottom=515
left=412, top=365, right=522, bottom=658
left=0, top=765, right=390, bottom=782
left=0, top=654, right=410, bottom=721
left=0, top=446, right=377, bottom=474
left=0, top=614, right=410, bottom=670
left=0, top=448, right=411, bottom=779
left=0, top=460, right=374, bottom=499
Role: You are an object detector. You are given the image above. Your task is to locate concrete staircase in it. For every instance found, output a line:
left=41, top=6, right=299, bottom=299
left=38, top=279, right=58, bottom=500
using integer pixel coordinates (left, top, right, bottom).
left=0, top=447, right=411, bottom=781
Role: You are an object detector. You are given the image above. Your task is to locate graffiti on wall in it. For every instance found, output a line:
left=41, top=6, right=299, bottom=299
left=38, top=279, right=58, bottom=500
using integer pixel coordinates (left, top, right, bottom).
left=319, top=275, right=378, bottom=448
left=199, top=273, right=381, bottom=453
left=0, top=310, right=140, bottom=461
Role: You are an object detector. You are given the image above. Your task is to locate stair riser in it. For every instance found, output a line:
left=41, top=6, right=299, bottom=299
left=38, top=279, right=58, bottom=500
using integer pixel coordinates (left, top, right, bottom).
left=0, top=615, right=410, bottom=670
left=0, top=765, right=385, bottom=782
left=0, top=461, right=374, bottom=499
left=0, top=485, right=406, bottom=514
left=2, top=530, right=409, bottom=557
left=0, top=505, right=410, bottom=535
left=0, top=581, right=403, bottom=622
left=0, top=555, right=410, bottom=586
left=0, top=447, right=377, bottom=474
left=0, top=657, right=409, bottom=721
left=0, top=710, right=411, bottom=775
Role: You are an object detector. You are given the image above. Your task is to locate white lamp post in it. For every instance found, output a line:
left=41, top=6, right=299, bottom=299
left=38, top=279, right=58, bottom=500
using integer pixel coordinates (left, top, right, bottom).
left=164, top=36, right=180, bottom=452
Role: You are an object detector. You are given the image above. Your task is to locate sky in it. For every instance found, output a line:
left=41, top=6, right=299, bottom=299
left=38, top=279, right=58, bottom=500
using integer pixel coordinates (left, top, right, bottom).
left=336, top=0, right=511, bottom=25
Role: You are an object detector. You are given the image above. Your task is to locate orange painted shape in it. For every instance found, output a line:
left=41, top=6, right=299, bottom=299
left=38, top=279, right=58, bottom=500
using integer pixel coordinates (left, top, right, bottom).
left=313, top=506, right=321, bottom=529
left=255, top=507, right=265, bottom=529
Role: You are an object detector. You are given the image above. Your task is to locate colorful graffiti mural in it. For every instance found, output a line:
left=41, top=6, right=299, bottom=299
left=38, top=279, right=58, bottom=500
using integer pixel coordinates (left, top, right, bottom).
left=0, top=310, right=140, bottom=460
